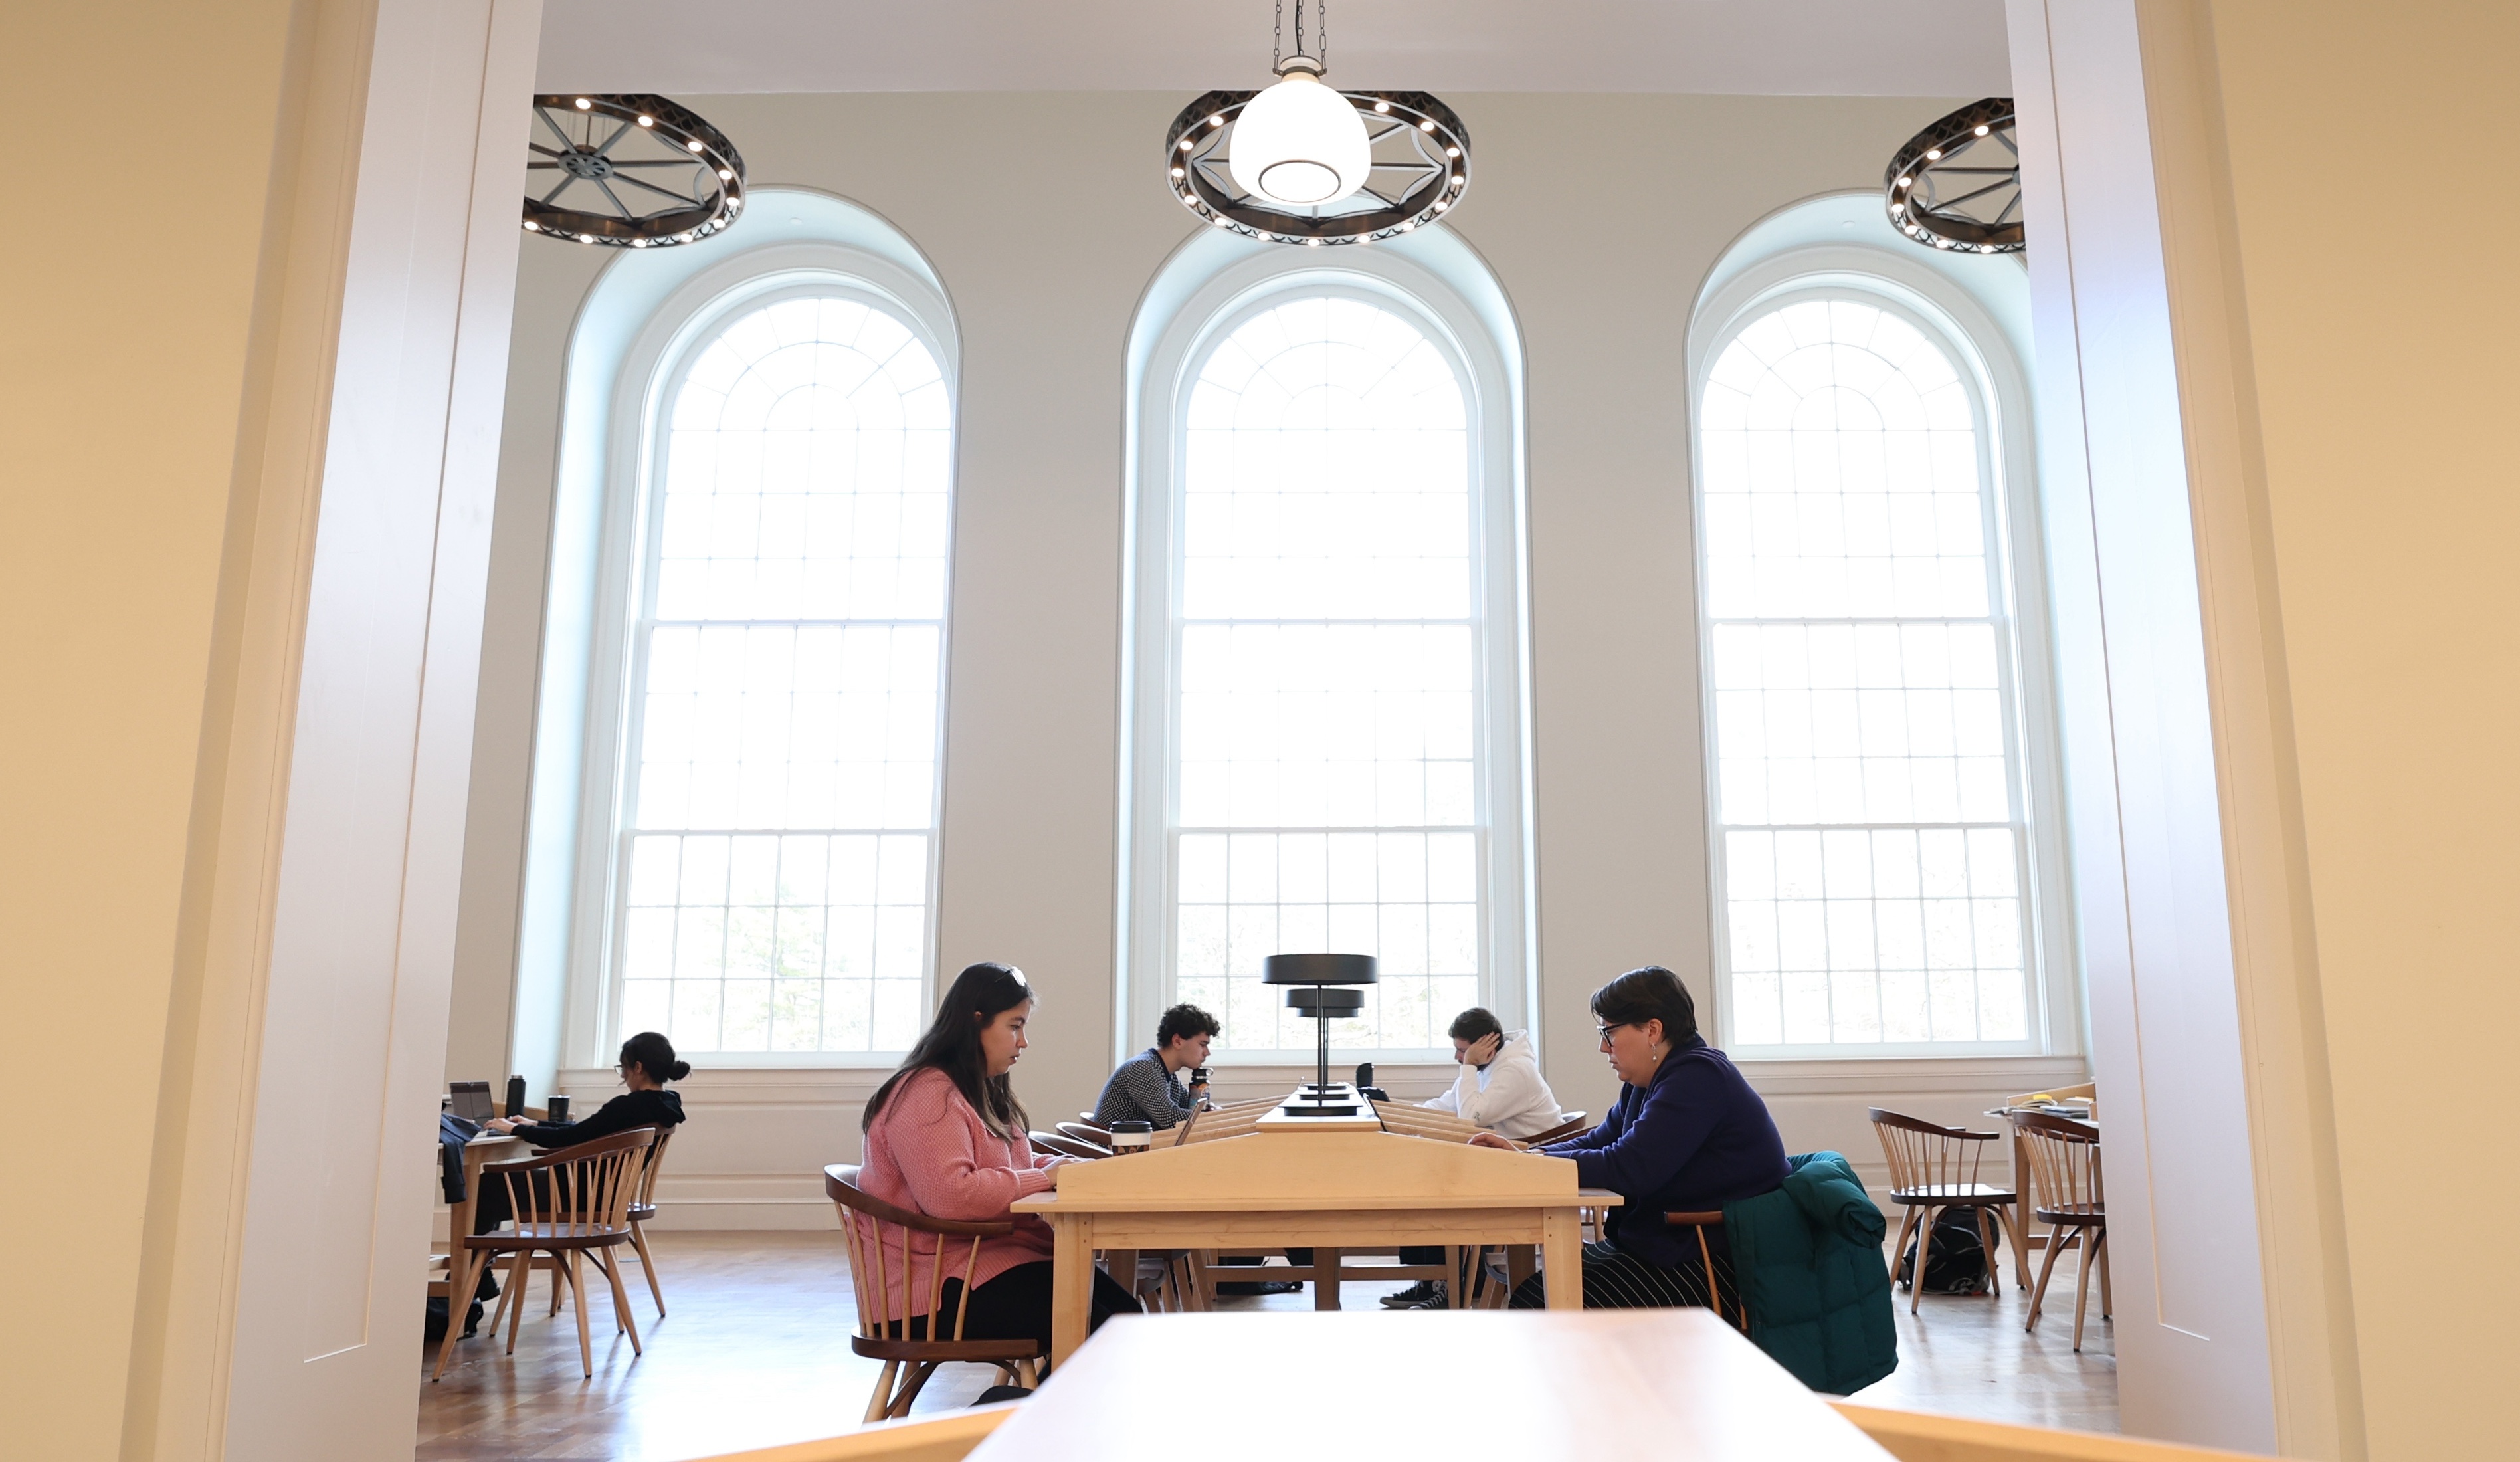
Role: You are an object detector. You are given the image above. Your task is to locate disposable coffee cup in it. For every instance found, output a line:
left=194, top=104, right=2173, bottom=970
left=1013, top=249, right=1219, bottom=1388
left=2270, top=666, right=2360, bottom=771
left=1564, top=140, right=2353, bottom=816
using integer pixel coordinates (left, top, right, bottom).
left=1109, top=1120, right=1153, bottom=1155
left=1189, top=1066, right=1211, bottom=1087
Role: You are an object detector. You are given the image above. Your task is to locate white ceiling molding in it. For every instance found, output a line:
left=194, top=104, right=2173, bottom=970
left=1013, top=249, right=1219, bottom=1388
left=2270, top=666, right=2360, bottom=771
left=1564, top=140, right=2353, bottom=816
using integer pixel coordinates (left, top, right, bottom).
left=537, top=1, right=2008, bottom=97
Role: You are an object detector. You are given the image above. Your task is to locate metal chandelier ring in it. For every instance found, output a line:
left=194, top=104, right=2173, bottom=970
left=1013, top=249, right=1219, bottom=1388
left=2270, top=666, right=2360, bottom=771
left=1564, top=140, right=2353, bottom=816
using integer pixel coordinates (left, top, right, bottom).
left=525, top=92, right=747, bottom=248
left=1883, top=96, right=2023, bottom=255
left=1165, top=88, right=1472, bottom=247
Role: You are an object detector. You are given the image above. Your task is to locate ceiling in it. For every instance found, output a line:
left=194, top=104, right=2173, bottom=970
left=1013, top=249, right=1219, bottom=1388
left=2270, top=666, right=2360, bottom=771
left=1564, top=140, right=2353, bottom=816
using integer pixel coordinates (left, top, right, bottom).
left=535, top=1, right=2011, bottom=98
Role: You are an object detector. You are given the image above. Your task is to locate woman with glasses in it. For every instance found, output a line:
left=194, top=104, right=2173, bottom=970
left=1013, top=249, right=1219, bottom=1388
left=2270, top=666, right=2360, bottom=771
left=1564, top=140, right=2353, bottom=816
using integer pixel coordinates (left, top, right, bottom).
left=487, top=1030, right=690, bottom=1146
left=1470, top=966, right=1787, bottom=1312
left=466, top=1031, right=691, bottom=1253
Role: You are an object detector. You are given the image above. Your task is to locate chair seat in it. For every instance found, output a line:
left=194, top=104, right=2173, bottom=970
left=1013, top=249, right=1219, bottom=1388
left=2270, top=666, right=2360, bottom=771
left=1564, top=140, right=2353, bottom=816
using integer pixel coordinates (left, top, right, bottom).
left=851, top=1335, right=1040, bottom=1363
left=627, top=1202, right=656, bottom=1223
left=2034, top=1203, right=2105, bottom=1225
left=1888, top=1183, right=2016, bottom=1204
left=463, top=1221, right=632, bottom=1252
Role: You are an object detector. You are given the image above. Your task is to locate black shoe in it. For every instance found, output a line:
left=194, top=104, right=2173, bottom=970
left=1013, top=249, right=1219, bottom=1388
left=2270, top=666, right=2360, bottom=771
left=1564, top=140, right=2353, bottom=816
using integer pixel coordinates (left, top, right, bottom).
left=1379, top=1280, right=1439, bottom=1308
left=1402, top=1281, right=1451, bottom=1310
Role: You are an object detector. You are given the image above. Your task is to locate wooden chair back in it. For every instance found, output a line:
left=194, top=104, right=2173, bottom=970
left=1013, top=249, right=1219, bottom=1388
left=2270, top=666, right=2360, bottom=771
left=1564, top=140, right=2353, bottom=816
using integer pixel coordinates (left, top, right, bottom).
left=824, top=1164, right=1024, bottom=1344
left=2008, top=1111, right=2103, bottom=1222
left=629, top=1125, right=673, bottom=1219
left=480, top=1126, right=656, bottom=1240
left=1867, top=1107, right=2000, bottom=1196
left=1516, top=1113, right=1590, bottom=1146
left=1030, top=1130, right=1110, bottom=1161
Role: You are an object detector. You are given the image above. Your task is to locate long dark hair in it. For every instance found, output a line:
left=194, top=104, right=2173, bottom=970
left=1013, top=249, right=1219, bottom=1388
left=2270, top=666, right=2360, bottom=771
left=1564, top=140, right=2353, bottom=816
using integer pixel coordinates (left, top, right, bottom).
left=862, top=962, right=1036, bottom=1140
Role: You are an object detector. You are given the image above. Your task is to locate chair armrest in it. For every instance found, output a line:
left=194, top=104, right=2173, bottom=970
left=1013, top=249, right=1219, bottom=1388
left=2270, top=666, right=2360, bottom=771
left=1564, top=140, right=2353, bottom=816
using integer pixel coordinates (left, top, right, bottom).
left=823, top=1164, right=1020, bottom=1237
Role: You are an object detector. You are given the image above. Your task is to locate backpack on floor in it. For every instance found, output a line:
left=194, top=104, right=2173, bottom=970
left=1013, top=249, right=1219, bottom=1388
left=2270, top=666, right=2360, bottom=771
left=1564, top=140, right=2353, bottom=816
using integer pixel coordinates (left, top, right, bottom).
left=424, top=1295, right=484, bottom=1344
left=1896, top=1207, right=1992, bottom=1295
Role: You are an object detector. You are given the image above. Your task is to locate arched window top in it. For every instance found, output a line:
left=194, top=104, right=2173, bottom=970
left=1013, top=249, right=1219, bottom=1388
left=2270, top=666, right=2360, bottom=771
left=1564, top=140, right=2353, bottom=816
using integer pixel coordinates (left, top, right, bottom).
left=658, top=294, right=952, bottom=625
left=1699, top=297, right=1989, bottom=624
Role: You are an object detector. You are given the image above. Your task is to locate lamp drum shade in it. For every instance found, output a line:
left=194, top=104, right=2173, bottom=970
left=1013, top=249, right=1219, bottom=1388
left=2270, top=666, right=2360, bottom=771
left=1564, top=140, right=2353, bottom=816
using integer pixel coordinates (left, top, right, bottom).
left=1227, top=68, right=1371, bottom=206
left=1264, top=953, right=1379, bottom=987
left=1284, top=987, right=1368, bottom=1016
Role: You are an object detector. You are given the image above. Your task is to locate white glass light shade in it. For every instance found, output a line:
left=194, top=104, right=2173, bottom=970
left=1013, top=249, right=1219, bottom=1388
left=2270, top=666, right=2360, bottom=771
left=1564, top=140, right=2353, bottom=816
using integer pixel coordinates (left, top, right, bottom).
left=1229, top=70, right=1370, bottom=206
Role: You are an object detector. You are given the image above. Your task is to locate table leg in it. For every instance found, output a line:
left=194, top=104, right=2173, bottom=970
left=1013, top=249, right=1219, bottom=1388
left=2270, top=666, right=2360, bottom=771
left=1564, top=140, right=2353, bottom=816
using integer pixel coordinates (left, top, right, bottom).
left=1506, top=1243, right=1535, bottom=1298
left=2009, top=1130, right=2034, bottom=1286
left=1100, top=1247, right=1139, bottom=1297
left=1049, top=1213, right=1093, bottom=1370
left=1312, top=1247, right=1341, bottom=1310
left=1541, top=1210, right=1583, bottom=1310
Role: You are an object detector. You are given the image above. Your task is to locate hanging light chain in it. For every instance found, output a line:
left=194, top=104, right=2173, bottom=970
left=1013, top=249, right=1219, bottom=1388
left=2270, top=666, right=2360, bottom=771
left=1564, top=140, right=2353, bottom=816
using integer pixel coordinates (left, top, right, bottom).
left=1271, top=0, right=1328, bottom=72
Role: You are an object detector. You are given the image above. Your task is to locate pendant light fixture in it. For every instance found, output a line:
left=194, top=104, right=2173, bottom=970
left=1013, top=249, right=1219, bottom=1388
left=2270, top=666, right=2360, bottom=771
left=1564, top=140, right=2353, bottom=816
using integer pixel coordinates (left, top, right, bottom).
left=1229, top=3, right=1369, bottom=206
left=522, top=93, right=746, bottom=248
left=1884, top=98, right=2023, bottom=255
left=1164, top=1, right=1472, bottom=247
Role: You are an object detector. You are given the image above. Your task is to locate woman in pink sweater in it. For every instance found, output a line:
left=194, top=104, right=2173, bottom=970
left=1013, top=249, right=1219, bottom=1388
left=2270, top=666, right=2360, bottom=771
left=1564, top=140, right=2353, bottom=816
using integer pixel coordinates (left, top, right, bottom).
left=858, top=961, right=1140, bottom=1359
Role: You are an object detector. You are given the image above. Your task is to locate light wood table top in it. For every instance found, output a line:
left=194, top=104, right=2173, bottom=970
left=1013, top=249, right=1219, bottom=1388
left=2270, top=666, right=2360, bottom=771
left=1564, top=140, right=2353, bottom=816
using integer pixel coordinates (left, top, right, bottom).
left=968, top=1309, right=1894, bottom=1461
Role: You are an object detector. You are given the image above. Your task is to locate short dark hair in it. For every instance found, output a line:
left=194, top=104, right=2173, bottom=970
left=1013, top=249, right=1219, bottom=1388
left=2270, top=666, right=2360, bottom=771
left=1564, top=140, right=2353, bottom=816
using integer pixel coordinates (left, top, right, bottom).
left=1447, top=1007, right=1504, bottom=1044
left=1157, top=1003, right=1220, bottom=1047
left=1589, top=966, right=1699, bottom=1047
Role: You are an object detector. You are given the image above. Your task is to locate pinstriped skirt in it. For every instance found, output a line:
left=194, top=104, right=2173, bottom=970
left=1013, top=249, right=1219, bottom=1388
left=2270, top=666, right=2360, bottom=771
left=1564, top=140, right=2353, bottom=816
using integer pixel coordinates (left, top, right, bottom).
left=1506, top=1239, right=1739, bottom=1313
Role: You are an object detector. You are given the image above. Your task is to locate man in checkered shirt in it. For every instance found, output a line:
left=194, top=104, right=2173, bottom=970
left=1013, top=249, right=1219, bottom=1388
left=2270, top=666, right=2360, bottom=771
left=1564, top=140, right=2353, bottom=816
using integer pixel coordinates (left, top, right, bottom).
left=1092, top=1003, right=1216, bottom=1130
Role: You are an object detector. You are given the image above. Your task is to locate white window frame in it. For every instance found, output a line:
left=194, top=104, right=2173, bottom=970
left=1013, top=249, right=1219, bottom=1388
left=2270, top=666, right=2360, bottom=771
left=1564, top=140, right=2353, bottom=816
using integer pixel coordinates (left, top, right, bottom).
left=1121, top=243, right=1533, bottom=1066
left=561, top=238, right=962, bottom=1068
left=1688, top=243, right=2078, bottom=1060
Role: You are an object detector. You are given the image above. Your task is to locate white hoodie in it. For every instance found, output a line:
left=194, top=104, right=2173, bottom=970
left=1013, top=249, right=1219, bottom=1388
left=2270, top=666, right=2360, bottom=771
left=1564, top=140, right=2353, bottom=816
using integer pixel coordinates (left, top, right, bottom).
left=1424, top=1030, right=1564, bottom=1139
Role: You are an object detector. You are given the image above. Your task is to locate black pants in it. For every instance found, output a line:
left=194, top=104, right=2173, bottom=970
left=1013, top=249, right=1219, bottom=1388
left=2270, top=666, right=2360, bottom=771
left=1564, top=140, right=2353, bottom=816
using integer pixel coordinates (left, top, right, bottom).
left=1507, top=1239, right=1738, bottom=1312
left=876, top=1261, right=1140, bottom=1365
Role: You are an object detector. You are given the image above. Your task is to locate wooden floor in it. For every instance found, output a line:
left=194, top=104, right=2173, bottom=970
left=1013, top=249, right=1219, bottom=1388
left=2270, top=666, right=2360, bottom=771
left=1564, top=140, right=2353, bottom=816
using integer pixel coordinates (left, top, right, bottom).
left=417, top=1231, right=2114, bottom=1460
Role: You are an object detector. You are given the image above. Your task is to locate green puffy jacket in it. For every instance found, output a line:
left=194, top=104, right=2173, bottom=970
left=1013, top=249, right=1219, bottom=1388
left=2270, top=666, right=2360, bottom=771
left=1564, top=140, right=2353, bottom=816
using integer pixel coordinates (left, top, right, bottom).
left=1720, top=1150, right=1899, bottom=1395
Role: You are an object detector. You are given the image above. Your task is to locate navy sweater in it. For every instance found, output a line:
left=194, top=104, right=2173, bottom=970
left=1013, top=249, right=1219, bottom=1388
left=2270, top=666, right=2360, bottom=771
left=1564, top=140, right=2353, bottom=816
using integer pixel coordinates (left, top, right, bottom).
left=1543, top=1036, right=1789, bottom=1267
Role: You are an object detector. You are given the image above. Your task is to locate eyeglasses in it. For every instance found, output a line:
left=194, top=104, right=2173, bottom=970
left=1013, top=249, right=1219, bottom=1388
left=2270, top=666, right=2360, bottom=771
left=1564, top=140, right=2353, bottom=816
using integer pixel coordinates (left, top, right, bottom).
left=1595, top=1023, right=1629, bottom=1043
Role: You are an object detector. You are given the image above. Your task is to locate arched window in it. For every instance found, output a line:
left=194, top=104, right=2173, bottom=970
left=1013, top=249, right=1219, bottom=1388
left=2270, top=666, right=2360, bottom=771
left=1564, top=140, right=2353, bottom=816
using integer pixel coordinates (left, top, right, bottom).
left=1696, top=285, right=2048, bottom=1053
left=1125, top=237, right=1531, bottom=1063
left=612, top=288, right=953, bottom=1056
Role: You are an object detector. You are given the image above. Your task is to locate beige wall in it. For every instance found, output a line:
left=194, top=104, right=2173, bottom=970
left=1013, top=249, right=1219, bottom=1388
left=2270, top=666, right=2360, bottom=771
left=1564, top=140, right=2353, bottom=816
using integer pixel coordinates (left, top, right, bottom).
left=0, top=3, right=302, bottom=1455
left=2194, top=2, right=2520, bottom=1455
left=448, top=89, right=2083, bottom=1227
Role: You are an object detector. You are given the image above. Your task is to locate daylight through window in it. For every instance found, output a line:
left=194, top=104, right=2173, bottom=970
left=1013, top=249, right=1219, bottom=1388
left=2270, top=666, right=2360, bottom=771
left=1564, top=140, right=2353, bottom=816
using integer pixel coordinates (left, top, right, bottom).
left=1699, top=297, right=2033, bottom=1049
left=615, top=294, right=951, bottom=1055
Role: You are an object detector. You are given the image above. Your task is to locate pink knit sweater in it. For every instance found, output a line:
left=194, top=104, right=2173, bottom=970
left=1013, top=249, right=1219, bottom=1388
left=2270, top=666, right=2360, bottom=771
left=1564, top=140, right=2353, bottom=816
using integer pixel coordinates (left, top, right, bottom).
left=857, top=1067, right=1066, bottom=1322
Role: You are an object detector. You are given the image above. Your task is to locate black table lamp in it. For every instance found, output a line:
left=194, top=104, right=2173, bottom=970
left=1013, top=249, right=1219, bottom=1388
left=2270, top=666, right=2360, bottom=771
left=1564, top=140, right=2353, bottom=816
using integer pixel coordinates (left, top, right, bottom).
left=1264, top=952, right=1378, bottom=1116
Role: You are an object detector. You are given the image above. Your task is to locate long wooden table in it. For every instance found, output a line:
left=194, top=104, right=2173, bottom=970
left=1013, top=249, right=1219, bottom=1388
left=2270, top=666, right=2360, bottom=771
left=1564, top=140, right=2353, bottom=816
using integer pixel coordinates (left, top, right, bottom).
left=1011, top=1126, right=1616, bottom=1367
left=965, top=1309, right=1893, bottom=1461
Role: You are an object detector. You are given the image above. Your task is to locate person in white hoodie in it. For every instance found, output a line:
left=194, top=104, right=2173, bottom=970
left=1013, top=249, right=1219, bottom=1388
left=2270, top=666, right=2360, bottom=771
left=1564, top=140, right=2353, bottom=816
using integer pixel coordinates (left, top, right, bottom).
left=1422, top=1007, right=1564, bottom=1140
left=1383, top=1007, right=1566, bottom=1308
